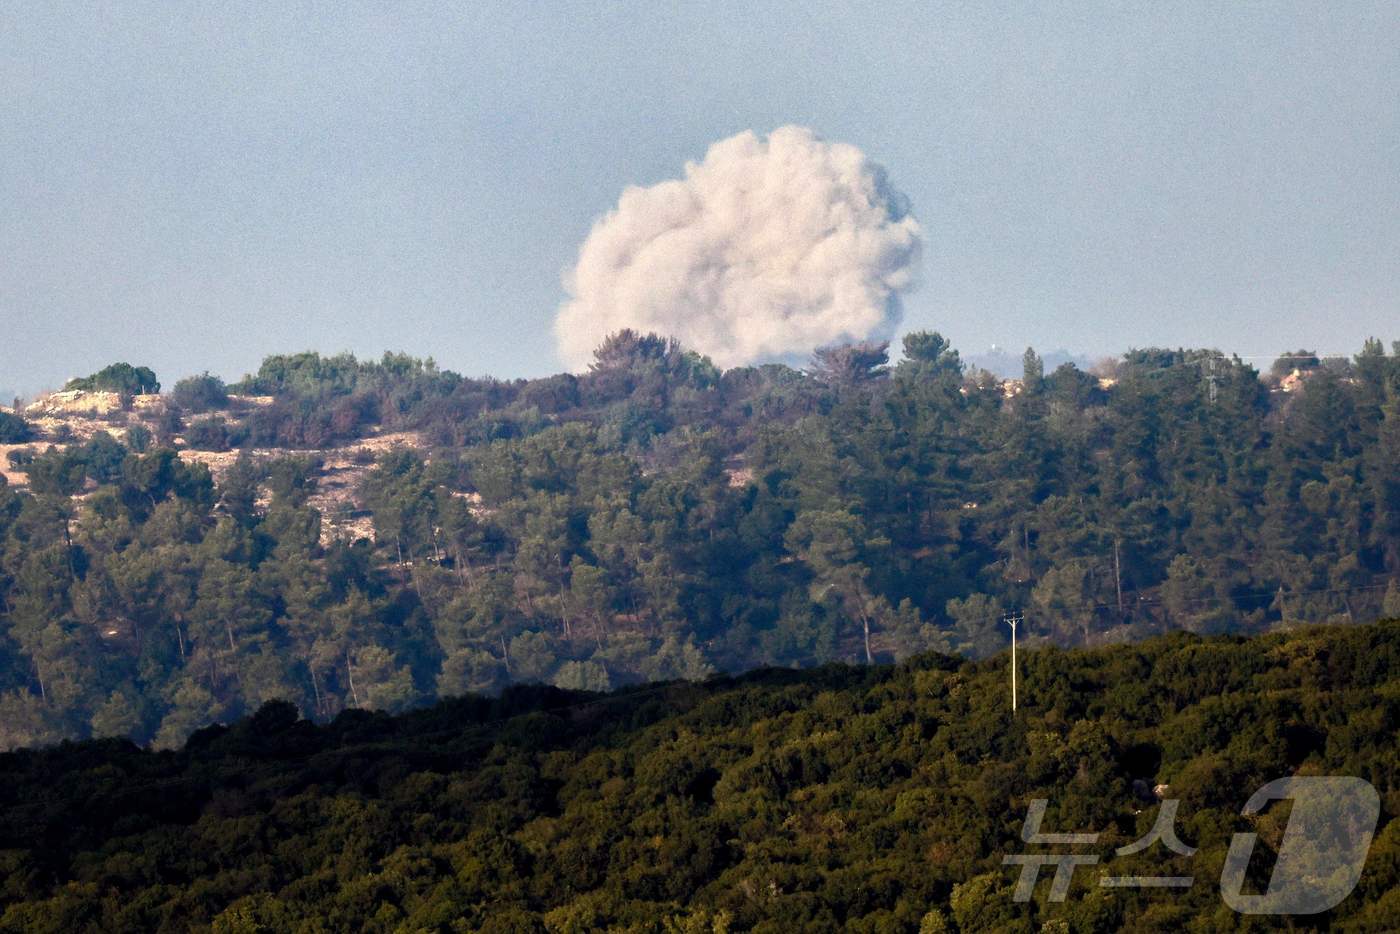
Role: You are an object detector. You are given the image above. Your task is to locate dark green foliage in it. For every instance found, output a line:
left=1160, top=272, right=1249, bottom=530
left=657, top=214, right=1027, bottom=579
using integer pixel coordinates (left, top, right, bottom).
left=169, top=373, right=228, bottom=413
left=228, top=351, right=452, bottom=448
left=64, top=363, right=159, bottom=395
left=2, top=333, right=1400, bottom=757
left=122, top=424, right=152, bottom=454
left=810, top=340, right=890, bottom=385
left=0, top=622, right=1396, bottom=930
left=182, top=415, right=236, bottom=451
left=0, top=413, right=29, bottom=444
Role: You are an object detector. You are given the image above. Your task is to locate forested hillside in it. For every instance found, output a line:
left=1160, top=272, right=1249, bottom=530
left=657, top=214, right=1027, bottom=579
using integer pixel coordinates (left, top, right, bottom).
left=2, top=332, right=1400, bottom=750
left=0, top=621, right=1396, bottom=931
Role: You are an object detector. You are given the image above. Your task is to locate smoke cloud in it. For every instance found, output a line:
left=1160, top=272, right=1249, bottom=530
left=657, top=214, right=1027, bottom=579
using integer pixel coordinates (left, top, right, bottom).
left=554, top=126, right=922, bottom=370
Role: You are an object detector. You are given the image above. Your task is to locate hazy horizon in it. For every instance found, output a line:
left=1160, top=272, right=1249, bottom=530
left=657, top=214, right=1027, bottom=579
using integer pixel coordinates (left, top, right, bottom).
left=4, top=3, right=1397, bottom=394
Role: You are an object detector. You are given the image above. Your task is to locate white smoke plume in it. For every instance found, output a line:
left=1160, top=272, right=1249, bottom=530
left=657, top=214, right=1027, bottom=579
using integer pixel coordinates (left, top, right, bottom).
left=554, top=126, right=922, bottom=371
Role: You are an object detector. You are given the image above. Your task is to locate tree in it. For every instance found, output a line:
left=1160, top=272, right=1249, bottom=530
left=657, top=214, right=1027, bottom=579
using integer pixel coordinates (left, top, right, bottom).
left=945, top=593, right=1006, bottom=659
left=171, top=373, right=229, bottom=413
left=437, top=648, right=507, bottom=697
left=153, top=680, right=222, bottom=749
left=311, top=587, right=390, bottom=709
left=810, top=341, right=890, bottom=385
left=80, top=431, right=127, bottom=485
left=784, top=509, right=880, bottom=663
left=949, top=872, right=1023, bottom=932
left=1370, top=400, right=1400, bottom=572
left=1354, top=337, right=1393, bottom=403
left=219, top=451, right=261, bottom=527
left=589, top=330, right=679, bottom=373
left=507, top=631, right=557, bottom=683
left=899, top=331, right=962, bottom=378
left=90, top=689, right=141, bottom=738
left=352, top=645, right=417, bottom=712
left=1021, top=346, right=1044, bottom=388
left=1161, top=554, right=1233, bottom=635
left=124, top=424, right=153, bottom=453
left=640, top=635, right=714, bottom=682
left=264, top=456, right=320, bottom=509
left=1031, top=559, right=1098, bottom=644
left=0, top=691, right=66, bottom=750
left=65, top=362, right=160, bottom=395
left=568, top=558, right=615, bottom=646
left=1383, top=580, right=1400, bottom=619
left=362, top=450, right=434, bottom=565
left=551, top=660, right=610, bottom=692
left=0, top=411, right=31, bottom=443
left=187, top=559, right=272, bottom=705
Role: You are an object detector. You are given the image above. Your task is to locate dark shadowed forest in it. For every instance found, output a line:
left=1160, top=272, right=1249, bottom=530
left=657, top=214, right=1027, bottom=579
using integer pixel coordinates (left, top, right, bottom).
left=0, top=620, right=1397, bottom=931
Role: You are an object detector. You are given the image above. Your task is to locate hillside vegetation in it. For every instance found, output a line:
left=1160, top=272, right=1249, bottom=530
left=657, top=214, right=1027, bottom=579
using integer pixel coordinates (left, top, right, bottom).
left=0, top=620, right=1396, bottom=931
left=1, top=333, right=1399, bottom=750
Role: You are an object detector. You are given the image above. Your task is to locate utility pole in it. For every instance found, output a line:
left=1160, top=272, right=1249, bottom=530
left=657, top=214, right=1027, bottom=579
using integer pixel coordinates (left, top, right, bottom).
left=1005, top=613, right=1022, bottom=712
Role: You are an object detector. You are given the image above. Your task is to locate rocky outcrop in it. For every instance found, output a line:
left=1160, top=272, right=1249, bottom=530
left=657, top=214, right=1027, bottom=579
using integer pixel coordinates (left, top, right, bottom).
left=24, top=389, right=162, bottom=418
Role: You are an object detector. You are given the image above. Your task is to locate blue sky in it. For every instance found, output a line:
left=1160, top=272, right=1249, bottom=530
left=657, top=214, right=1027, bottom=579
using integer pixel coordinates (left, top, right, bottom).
left=2, top=2, right=1397, bottom=394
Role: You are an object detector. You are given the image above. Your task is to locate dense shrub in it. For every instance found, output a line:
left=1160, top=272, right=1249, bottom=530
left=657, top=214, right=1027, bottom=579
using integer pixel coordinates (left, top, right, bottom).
left=124, top=424, right=153, bottom=453
left=0, top=412, right=29, bottom=444
left=183, top=415, right=238, bottom=451
left=170, top=373, right=229, bottom=413
left=64, top=362, right=159, bottom=395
